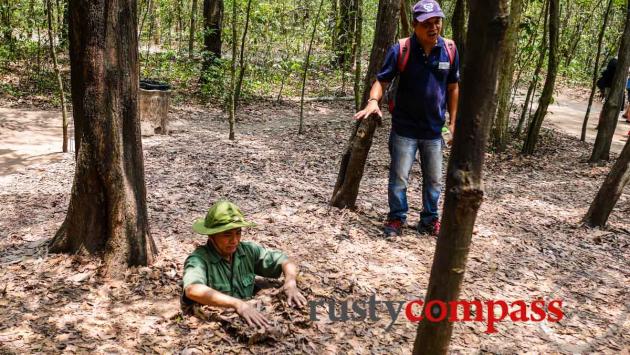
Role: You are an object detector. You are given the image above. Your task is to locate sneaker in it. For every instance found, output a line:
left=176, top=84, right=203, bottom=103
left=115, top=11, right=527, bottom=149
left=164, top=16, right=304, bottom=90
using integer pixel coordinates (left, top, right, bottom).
left=417, top=220, right=441, bottom=237
left=383, top=219, right=403, bottom=237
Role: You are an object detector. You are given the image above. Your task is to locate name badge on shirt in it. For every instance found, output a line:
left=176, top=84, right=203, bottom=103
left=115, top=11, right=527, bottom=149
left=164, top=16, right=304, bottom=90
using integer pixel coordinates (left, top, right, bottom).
left=438, top=61, right=450, bottom=70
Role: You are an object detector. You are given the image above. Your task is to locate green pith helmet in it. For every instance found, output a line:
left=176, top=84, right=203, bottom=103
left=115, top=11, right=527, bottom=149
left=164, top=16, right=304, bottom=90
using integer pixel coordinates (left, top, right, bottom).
left=192, top=200, right=255, bottom=235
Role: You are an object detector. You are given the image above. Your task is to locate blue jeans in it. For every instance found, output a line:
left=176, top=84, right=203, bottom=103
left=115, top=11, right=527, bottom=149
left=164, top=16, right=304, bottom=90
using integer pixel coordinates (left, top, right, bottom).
left=387, top=131, right=443, bottom=226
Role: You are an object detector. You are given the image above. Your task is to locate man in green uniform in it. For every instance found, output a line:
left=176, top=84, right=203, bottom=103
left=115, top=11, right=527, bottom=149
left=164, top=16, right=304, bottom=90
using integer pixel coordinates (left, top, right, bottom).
left=182, top=200, right=307, bottom=328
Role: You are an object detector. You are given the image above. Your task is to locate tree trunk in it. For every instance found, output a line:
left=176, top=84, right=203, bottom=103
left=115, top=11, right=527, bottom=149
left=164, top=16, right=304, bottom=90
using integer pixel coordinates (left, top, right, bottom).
left=589, top=2, right=630, bottom=163
left=330, top=0, right=401, bottom=208
left=491, top=0, right=522, bottom=151
left=353, top=0, right=363, bottom=111
left=50, top=0, right=157, bottom=276
left=152, top=4, right=161, bottom=45
left=56, top=0, right=62, bottom=33
left=45, top=0, right=69, bottom=153
left=584, top=139, right=630, bottom=227
left=201, top=0, right=223, bottom=76
left=234, top=0, right=253, bottom=108
left=451, top=0, right=467, bottom=64
left=228, top=0, right=236, bottom=140
left=581, top=0, right=613, bottom=142
left=400, top=0, right=411, bottom=37
left=413, top=0, right=509, bottom=352
left=139, top=0, right=151, bottom=39
left=189, top=0, right=197, bottom=58
left=515, top=0, right=548, bottom=136
left=59, top=0, right=69, bottom=47
left=1, top=0, right=13, bottom=46
left=299, top=0, right=325, bottom=135
left=145, top=0, right=155, bottom=57
left=522, top=0, right=559, bottom=155
left=336, top=0, right=353, bottom=66
left=510, top=1, right=545, bottom=119
left=563, top=2, right=598, bottom=69
left=176, top=0, right=183, bottom=54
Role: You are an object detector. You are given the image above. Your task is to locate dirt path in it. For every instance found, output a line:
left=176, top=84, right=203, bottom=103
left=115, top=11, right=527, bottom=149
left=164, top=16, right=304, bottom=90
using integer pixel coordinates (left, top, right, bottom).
left=1, top=92, right=628, bottom=177
left=544, top=93, right=628, bottom=153
left=0, top=108, right=74, bottom=176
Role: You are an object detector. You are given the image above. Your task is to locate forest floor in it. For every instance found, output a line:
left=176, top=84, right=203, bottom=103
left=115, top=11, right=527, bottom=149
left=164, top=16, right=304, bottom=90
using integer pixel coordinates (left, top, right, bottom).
left=0, top=95, right=629, bottom=354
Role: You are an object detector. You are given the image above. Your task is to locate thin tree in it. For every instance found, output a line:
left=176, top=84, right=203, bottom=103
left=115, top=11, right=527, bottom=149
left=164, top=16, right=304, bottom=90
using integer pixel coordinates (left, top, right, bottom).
left=189, top=0, right=198, bottom=58
left=451, top=0, right=467, bottom=63
left=590, top=1, right=630, bottom=163
left=234, top=0, right=253, bottom=107
left=400, top=0, right=411, bottom=36
left=516, top=0, right=549, bottom=136
left=139, top=0, right=152, bottom=38
left=584, top=139, right=630, bottom=227
left=176, top=0, right=184, bottom=53
left=562, top=0, right=602, bottom=68
left=45, top=0, right=68, bottom=153
left=581, top=0, right=614, bottom=142
left=510, top=1, right=546, bottom=129
left=330, top=0, right=401, bottom=208
left=412, top=0, right=509, bottom=352
left=353, top=0, right=364, bottom=111
left=299, top=0, right=325, bottom=135
left=491, top=0, right=522, bottom=151
left=145, top=0, right=156, bottom=57
left=522, top=0, right=559, bottom=155
left=50, top=0, right=157, bottom=275
left=227, top=0, right=237, bottom=140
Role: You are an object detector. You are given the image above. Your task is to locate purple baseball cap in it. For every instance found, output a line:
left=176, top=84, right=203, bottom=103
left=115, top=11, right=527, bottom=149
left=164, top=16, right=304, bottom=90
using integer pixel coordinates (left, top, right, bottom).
left=412, top=0, right=445, bottom=23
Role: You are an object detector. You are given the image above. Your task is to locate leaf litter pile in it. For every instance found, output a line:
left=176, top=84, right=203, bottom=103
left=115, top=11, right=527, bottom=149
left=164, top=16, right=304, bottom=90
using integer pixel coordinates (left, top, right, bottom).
left=0, top=100, right=628, bottom=353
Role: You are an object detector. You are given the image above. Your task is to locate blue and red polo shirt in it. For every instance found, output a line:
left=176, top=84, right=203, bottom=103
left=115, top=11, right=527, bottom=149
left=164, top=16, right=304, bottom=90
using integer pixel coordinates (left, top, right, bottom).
left=376, top=35, right=460, bottom=140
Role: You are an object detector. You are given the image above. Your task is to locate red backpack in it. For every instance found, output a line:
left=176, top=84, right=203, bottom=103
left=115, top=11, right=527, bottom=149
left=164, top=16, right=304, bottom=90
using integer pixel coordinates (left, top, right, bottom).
left=386, top=37, right=457, bottom=114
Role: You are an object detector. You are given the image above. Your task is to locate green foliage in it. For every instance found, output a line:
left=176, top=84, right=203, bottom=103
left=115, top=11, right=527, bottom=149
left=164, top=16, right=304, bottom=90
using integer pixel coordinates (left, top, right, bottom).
left=1, top=0, right=629, bottom=106
left=200, top=58, right=229, bottom=100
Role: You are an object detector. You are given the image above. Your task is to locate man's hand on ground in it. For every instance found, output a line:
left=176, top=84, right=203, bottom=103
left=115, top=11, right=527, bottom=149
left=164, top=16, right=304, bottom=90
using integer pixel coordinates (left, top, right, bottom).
left=353, top=101, right=383, bottom=120
left=235, top=300, right=270, bottom=329
left=284, top=283, right=307, bottom=308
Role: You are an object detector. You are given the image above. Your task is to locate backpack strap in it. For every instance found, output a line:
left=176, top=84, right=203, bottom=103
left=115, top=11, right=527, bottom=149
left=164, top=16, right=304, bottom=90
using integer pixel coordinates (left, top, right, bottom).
left=397, top=38, right=411, bottom=72
left=444, top=38, right=457, bottom=66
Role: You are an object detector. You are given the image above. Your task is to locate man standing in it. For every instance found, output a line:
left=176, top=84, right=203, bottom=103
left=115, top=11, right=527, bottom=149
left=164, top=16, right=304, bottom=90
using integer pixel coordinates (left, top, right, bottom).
left=354, top=0, right=460, bottom=237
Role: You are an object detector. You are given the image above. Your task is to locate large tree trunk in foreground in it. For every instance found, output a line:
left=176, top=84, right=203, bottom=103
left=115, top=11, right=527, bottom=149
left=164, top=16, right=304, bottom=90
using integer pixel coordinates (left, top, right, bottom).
left=589, top=1, right=630, bottom=163
left=584, top=139, right=630, bottom=227
left=50, top=0, right=157, bottom=276
left=581, top=0, right=613, bottom=142
left=522, top=0, right=559, bottom=155
left=330, top=0, right=400, bottom=208
left=491, top=0, right=522, bottom=152
left=201, top=0, right=223, bottom=78
left=412, top=1, right=509, bottom=353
